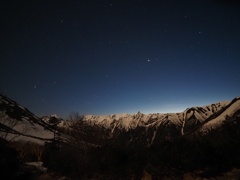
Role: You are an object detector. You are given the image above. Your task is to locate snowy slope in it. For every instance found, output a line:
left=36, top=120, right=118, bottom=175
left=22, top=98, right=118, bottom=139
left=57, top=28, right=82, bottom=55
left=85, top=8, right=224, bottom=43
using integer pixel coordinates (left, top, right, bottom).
left=199, top=97, right=240, bottom=132
left=0, top=95, right=54, bottom=144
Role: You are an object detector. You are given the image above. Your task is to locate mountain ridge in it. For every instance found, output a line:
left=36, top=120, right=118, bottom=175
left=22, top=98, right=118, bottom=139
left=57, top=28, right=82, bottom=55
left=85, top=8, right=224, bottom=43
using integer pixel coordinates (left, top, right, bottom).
left=1, top=93, right=240, bottom=145
left=80, top=99, right=233, bottom=132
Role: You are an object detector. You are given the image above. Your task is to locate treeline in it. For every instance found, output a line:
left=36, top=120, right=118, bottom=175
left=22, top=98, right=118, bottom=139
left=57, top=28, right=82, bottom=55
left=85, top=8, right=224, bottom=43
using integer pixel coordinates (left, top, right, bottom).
left=40, top=114, right=240, bottom=179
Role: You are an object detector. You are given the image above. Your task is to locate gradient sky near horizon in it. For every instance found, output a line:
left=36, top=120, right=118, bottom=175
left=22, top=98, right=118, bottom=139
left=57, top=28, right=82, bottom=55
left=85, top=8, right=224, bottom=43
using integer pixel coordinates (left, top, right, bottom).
left=1, top=0, right=240, bottom=118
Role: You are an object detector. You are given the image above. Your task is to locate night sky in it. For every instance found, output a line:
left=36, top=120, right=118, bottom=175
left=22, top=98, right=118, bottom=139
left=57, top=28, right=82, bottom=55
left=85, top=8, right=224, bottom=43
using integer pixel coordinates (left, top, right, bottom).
left=1, top=0, right=240, bottom=118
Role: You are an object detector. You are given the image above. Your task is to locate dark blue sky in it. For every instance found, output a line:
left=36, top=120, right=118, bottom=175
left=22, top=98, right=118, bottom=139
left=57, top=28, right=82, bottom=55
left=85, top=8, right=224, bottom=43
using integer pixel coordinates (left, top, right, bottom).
left=1, top=0, right=240, bottom=118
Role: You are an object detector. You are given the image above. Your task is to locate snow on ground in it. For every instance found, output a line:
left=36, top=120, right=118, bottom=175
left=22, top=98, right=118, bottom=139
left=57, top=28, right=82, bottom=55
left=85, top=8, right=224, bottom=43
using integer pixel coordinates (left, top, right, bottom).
left=0, top=113, right=54, bottom=144
left=25, top=162, right=47, bottom=172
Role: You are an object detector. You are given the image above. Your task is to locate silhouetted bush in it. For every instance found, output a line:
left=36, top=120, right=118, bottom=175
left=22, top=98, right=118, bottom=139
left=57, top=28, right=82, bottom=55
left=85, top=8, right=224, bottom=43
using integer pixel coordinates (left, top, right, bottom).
left=0, top=138, right=22, bottom=179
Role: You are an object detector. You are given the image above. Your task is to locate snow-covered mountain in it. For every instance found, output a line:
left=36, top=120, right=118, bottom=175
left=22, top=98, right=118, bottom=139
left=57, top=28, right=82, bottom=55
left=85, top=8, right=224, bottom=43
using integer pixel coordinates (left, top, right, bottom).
left=41, top=114, right=63, bottom=125
left=1, top=93, right=240, bottom=146
left=81, top=98, right=239, bottom=134
left=57, top=96, right=240, bottom=146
